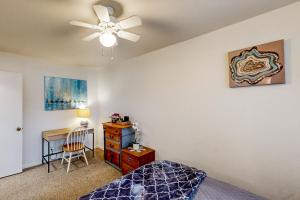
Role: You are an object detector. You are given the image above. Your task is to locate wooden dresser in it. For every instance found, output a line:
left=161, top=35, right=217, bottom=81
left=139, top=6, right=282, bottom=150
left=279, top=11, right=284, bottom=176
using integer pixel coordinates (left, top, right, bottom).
left=121, top=146, right=155, bottom=175
left=103, top=122, right=135, bottom=170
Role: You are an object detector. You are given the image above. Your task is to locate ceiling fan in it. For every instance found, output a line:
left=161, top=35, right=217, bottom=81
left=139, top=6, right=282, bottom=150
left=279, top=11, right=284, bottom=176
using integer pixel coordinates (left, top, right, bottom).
left=70, top=5, right=142, bottom=48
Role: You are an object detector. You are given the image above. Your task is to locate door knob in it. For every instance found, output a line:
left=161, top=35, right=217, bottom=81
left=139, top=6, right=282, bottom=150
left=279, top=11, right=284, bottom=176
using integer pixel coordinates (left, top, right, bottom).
left=16, top=127, right=23, bottom=132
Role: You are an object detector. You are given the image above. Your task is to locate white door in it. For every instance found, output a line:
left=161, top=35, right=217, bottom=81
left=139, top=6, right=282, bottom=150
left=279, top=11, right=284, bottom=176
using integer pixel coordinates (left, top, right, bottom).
left=0, top=71, right=23, bottom=178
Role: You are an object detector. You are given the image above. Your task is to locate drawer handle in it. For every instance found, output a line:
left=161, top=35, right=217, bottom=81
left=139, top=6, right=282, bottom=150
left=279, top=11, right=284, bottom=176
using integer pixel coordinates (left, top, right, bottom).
left=109, top=144, right=113, bottom=148
left=128, top=157, right=132, bottom=162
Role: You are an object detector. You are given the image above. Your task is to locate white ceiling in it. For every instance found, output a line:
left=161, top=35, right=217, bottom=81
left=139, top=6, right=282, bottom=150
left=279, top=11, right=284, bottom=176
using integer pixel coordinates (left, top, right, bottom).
left=0, top=0, right=298, bottom=67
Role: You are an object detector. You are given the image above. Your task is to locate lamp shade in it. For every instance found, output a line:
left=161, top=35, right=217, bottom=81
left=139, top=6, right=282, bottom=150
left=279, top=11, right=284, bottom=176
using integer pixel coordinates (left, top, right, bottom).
left=76, top=108, right=91, bottom=118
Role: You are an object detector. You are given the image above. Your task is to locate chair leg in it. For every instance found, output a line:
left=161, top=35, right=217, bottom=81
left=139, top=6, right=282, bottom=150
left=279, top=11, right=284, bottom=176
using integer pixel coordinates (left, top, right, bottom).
left=67, top=152, right=72, bottom=173
left=61, top=151, right=65, bottom=165
left=82, top=150, right=89, bottom=166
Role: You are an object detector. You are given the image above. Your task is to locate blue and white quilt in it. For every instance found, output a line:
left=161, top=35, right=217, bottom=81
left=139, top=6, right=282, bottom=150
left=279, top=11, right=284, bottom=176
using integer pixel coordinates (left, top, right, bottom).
left=80, top=160, right=207, bottom=200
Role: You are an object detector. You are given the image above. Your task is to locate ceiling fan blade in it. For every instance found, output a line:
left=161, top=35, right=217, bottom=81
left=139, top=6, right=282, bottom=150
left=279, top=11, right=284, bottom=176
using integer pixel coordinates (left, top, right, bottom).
left=70, top=20, right=98, bottom=29
left=117, top=31, right=140, bottom=42
left=82, top=32, right=101, bottom=41
left=93, top=5, right=110, bottom=22
left=119, top=16, right=142, bottom=29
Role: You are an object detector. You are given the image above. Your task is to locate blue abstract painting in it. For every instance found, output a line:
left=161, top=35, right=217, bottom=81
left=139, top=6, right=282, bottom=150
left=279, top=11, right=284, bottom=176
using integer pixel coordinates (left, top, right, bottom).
left=44, top=76, right=87, bottom=111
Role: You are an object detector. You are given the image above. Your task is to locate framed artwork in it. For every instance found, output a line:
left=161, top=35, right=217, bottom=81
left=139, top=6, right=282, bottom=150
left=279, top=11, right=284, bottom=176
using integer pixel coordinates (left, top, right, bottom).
left=228, top=40, right=285, bottom=88
left=44, top=76, right=87, bottom=111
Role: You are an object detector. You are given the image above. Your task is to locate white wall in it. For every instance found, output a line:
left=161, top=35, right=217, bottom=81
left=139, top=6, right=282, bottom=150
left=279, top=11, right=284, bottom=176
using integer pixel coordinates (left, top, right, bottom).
left=98, top=3, right=300, bottom=200
left=0, top=52, right=100, bottom=168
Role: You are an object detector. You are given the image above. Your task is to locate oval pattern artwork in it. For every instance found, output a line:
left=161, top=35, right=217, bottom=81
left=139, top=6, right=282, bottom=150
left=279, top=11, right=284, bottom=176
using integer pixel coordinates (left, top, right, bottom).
left=230, top=47, right=283, bottom=85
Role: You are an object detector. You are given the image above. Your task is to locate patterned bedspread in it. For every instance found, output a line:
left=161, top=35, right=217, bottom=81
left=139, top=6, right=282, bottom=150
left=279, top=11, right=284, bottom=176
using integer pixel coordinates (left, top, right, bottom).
left=80, top=160, right=207, bottom=200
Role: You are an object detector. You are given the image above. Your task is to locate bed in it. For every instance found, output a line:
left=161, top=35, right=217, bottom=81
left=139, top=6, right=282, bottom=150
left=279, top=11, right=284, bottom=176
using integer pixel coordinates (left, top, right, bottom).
left=80, top=160, right=266, bottom=200
left=194, top=177, right=265, bottom=200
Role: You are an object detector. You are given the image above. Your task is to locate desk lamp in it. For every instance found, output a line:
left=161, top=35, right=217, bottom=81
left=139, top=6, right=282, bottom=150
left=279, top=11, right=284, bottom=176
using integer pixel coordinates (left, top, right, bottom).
left=76, top=108, right=91, bottom=128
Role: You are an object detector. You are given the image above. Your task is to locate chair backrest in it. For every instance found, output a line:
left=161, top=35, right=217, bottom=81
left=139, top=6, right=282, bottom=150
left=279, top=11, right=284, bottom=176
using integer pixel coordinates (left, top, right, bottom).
left=66, top=127, right=88, bottom=151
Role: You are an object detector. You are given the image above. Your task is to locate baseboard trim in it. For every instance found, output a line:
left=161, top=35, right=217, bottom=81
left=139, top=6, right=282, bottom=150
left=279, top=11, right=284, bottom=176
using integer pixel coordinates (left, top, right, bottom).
left=97, top=146, right=104, bottom=150
left=23, top=147, right=104, bottom=170
left=23, top=161, right=41, bottom=169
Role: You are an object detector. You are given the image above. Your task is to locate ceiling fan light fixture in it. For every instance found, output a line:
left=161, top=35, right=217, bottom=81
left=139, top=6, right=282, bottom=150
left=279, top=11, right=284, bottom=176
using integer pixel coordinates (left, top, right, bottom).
left=99, top=32, right=117, bottom=47
left=70, top=5, right=142, bottom=48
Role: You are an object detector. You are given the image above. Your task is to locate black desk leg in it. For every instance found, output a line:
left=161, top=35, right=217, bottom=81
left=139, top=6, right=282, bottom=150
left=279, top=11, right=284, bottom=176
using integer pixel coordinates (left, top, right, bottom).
left=42, top=138, right=44, bottom=164
left=93, top=132, right=95, bottom=157
left=48, top=140, right=50, bottom=173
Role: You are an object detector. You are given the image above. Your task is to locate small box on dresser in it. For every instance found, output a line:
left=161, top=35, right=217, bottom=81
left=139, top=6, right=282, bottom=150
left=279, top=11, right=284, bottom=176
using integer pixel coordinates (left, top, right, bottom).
left=121, top=146, right=155, bottom=175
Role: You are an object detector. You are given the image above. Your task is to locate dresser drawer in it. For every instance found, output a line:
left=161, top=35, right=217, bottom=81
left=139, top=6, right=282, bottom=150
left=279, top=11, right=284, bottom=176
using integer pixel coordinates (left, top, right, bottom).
left=105, top=150, right=120, bottom=166
left=122, top=162, right=135, bottom=175
left=122, top=152, right=139, bottom=168
left=105, top=126, right=121, bottom=135
left=105, top=140, right=120, bottom=151
left=105, top=132, right=120, bottom=142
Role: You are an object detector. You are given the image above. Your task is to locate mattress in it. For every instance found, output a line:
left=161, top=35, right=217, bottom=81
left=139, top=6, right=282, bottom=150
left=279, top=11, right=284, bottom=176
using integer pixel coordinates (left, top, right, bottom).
left=194, top=177, right=267, bottom=200
left=80, top=159, right=266, bottom=200
left=80, top=160, right=206, bottom=200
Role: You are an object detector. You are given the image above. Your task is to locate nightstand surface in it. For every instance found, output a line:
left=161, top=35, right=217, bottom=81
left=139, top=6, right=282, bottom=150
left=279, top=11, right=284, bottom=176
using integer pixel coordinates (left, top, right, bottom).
left=122, top=146, right=155, bottom=157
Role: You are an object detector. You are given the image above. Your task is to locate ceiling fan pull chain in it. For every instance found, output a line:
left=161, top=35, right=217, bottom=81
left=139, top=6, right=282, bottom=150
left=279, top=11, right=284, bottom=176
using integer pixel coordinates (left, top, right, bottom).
left=110, top=46, right=114, bottom=60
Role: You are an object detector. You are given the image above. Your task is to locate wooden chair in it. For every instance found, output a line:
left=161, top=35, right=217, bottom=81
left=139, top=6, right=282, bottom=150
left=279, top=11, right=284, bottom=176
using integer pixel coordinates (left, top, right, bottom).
left=61, top=127, right=89, bottom=173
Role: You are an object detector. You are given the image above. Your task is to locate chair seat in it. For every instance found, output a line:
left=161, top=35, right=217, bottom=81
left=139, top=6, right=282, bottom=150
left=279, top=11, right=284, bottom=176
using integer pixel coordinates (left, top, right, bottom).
left=63, top=142, right=85, bottom=152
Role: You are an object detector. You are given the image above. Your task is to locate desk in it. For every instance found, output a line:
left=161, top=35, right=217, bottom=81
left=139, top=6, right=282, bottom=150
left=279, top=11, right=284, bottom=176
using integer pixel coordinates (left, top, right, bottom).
left=42, top=128, right=94, bottom=173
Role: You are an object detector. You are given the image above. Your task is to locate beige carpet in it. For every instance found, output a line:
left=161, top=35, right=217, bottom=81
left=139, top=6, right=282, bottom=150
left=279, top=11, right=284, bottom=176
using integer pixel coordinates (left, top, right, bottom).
left=0, top=149, right=121, bottom=200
